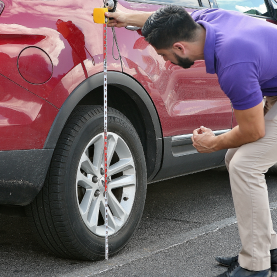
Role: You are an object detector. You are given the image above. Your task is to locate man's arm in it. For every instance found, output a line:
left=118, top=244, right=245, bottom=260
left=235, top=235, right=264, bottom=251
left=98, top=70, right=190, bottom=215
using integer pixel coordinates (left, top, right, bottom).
left=105, top=10, right=153, bottom=28
left=192, top=101, right=265, bottom=153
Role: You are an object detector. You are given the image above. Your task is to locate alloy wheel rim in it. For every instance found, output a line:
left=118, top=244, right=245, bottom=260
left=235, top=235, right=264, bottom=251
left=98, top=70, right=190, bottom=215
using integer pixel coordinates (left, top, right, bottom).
left=76, top=132, right=136, bottom=236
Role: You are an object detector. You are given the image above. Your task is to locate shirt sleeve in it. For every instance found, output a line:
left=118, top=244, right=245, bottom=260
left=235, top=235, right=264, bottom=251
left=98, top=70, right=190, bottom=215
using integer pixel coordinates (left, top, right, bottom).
left=218, top=62, right=263, bottom=110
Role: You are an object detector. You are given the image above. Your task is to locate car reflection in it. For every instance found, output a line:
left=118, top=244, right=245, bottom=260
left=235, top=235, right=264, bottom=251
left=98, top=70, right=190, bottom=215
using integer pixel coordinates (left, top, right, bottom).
left=56, top=19, right=95, bottom=79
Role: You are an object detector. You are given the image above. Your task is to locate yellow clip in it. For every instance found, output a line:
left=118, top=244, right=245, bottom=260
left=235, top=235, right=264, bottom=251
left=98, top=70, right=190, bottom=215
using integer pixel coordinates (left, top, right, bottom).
left=93, top=8, right=109, bottom=24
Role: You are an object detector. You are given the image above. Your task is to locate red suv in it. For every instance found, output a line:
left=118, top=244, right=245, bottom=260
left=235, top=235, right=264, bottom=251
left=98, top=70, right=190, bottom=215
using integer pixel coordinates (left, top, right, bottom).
left=0, top=0, right=276, bottom=260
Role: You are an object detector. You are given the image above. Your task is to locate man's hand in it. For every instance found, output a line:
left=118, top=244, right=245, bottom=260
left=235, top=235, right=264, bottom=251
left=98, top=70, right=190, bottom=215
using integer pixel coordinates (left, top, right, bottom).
left=192, top=126, right=217, bottom=153
left=105, top=11, right=129, bottom=28
left=104, top=10, right=154, bottom=28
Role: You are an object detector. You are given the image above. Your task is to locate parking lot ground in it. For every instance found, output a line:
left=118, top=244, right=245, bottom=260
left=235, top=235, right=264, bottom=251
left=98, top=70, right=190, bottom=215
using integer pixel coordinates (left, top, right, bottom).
left=1, top=167, right=277, bottom=277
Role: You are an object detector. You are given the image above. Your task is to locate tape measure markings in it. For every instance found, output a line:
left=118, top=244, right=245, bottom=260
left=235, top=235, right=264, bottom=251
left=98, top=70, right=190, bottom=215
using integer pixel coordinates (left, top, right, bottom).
left=103, top=22, right=109, bottom=261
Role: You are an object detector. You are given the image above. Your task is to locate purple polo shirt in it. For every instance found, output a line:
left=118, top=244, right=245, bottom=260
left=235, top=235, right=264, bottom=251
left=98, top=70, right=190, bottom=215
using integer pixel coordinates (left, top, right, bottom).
left=191, top=9, right=277, bottom=110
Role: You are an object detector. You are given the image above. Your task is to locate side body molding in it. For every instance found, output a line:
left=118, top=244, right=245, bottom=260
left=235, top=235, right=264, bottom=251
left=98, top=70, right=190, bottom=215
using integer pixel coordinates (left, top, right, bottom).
left=44, top=71, right=163, bottom=181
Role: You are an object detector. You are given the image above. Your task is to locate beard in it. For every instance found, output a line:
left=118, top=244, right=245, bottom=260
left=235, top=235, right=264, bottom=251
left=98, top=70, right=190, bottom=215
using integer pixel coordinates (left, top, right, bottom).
left=173, top=53, right=194, bottom=69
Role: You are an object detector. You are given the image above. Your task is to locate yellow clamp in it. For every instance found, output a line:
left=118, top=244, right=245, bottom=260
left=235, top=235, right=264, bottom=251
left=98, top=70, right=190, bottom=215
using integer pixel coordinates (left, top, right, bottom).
left=93, top=8, right=109, bottom=24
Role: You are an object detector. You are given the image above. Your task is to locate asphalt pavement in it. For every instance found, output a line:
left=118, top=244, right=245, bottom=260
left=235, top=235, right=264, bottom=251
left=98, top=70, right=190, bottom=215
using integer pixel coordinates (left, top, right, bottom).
left=1, top=166, right=277, bottom=277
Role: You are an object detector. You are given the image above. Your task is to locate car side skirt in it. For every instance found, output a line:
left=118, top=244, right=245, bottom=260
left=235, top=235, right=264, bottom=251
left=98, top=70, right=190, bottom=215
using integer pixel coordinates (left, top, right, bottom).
left=151, top=130, right=230, bottom=182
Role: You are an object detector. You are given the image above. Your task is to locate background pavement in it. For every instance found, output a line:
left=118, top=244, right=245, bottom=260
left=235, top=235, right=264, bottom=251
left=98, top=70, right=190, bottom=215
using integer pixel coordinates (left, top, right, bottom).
left=1, top=166, right=277, bottom=277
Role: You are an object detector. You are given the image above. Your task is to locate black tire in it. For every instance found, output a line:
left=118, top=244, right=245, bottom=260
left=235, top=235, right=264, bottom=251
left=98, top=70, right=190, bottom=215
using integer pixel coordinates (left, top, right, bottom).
left=26, top=105, right=147, bottom=260
left=268, top=164, right=277, bottom=175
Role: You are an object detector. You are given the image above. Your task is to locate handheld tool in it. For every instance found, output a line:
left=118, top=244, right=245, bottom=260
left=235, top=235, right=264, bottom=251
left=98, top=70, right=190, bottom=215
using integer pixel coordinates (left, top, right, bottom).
left=93, top=0, right=118, bottom=261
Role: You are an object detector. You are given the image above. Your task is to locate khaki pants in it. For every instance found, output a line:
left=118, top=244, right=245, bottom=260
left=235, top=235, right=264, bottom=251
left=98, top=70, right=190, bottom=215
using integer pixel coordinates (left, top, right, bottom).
left=225, top=96, right=277, bottom=271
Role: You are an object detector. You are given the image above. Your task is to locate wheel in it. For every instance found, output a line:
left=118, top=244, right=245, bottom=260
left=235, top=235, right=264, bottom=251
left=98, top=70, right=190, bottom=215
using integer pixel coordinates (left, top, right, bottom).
left=26, top=105, right=147, bottom=260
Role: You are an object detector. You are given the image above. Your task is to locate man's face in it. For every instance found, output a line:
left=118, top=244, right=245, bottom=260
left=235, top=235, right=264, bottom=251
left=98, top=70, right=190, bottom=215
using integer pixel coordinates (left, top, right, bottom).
left=155, top=48, right=194, bottom=69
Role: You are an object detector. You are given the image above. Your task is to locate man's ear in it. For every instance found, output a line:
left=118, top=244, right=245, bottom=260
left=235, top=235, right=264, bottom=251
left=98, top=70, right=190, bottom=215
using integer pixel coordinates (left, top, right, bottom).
left=172, top=42, right=186, bottom=55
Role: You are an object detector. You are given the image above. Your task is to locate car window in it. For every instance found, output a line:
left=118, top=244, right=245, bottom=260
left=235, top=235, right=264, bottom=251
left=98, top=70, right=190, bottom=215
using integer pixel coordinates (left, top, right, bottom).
left=217, top=0, right=269, bottom=16
left=208, top=0, right=218, bottom=8
left=201, top=0, right=211, bottom=7
left=132, top=0, right=201, bottom=8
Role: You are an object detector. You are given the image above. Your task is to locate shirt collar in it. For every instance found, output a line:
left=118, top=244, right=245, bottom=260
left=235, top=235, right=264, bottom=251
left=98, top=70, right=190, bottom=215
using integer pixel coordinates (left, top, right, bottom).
left=197, top=21, right=216, bottom=74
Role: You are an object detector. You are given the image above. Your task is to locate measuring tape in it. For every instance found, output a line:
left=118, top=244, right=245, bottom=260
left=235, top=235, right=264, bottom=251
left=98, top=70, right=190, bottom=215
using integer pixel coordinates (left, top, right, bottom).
left=93, top=0, right=118, bottom=260
left=103, top=20, right=109, bottom=261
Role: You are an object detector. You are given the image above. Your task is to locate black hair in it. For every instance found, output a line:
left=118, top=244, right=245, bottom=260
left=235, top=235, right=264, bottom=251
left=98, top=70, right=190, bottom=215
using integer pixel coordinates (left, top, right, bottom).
left=141, top=5, right=200, bottom=49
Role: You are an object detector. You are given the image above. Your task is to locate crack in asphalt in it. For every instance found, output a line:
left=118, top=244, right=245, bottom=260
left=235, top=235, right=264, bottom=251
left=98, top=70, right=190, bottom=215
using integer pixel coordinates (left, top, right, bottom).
left=146, top=216, right=201, bottom=224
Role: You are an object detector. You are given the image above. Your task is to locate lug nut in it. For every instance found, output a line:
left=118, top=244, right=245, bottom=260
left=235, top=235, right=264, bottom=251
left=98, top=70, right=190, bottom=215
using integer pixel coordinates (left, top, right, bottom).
left=100, top=168, right=104, bottom=175
left=94, top=190, right=100, bottom=197
left=92, top=176, right=98, bottom=183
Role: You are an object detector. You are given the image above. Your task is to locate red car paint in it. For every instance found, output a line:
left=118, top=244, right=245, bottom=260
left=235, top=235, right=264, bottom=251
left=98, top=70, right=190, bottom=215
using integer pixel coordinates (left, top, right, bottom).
left=0, top=0, right=232, bottom=151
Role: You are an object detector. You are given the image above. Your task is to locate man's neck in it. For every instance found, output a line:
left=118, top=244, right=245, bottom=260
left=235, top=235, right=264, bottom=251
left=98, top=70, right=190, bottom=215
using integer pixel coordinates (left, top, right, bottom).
left=192, top=25, right=206, bottom=61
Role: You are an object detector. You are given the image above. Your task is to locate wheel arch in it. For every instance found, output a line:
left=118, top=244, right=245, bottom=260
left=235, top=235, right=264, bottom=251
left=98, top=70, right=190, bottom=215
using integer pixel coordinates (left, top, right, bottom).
left=44, top=71, right=163, bottom=181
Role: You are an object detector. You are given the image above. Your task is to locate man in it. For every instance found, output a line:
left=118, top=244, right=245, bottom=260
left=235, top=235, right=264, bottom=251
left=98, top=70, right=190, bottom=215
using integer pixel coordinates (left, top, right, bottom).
left=105, top=6, right=277, bottom=277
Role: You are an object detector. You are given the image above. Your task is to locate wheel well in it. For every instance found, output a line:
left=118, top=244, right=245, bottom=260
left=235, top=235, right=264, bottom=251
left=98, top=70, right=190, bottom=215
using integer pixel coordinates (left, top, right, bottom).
left=78, top=84, right=159, bottom=180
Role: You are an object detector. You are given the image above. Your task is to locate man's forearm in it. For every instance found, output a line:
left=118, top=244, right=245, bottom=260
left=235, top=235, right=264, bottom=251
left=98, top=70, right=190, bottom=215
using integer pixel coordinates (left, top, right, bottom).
left=106, top=11, right=154, bottom=28
left=214, top=125, right=264, bottom=151
left=125, top=12, right=154, bottom=27
left=213, top=102, right=265, bottom=151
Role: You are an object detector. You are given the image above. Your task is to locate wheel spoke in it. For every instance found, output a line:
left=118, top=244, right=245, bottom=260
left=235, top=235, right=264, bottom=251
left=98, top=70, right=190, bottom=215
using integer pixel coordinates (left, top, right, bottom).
left=80, top=151, right=97, bottom=176
left=107, top=134, right=118, bottom=167
left=100, top=200, right=117, bottom=231
left=77, top=170, right=96, bottom=189
left=87, top=197, right=101, bottom=232
left=93, top=135, right=104, bottom=174
left=79, top=189, right=94, bottom=216
left=108, top=158, right=133, bottom=177
left=108, top=191, right=128, bottom=221
left=109, top=175, right=136, bottom=190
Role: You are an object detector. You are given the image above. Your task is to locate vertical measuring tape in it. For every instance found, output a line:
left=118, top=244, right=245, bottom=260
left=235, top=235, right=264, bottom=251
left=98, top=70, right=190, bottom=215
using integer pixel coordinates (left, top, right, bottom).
left=93, top=0, right=118, bottom=261
left=103, top=21, right=109, bottom=260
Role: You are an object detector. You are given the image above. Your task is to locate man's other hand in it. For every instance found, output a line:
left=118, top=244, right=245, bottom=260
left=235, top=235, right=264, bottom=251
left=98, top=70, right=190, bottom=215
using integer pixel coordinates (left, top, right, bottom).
left=192, top=126, right=217, bottom=153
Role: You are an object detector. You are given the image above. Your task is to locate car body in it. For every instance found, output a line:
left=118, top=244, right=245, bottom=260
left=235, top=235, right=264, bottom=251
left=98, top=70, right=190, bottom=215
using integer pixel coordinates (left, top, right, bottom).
left=0, top=0, right=276, bottom=260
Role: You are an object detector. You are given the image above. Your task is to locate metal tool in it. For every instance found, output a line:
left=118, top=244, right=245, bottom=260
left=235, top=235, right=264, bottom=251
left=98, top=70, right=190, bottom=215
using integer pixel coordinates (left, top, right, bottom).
left=93, top=0, right=118, bottom=261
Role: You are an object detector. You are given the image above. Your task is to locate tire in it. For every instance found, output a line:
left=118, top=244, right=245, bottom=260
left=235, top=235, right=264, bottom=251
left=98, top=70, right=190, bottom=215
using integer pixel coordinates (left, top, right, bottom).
left=26, top=105, right=147, bottom=260
left=268, top=164, right=277, bottom=175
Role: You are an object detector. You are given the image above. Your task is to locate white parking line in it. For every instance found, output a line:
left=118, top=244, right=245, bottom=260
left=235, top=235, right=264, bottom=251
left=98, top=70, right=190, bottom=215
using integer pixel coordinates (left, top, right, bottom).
left=59, top=201, right=277, bottom=277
